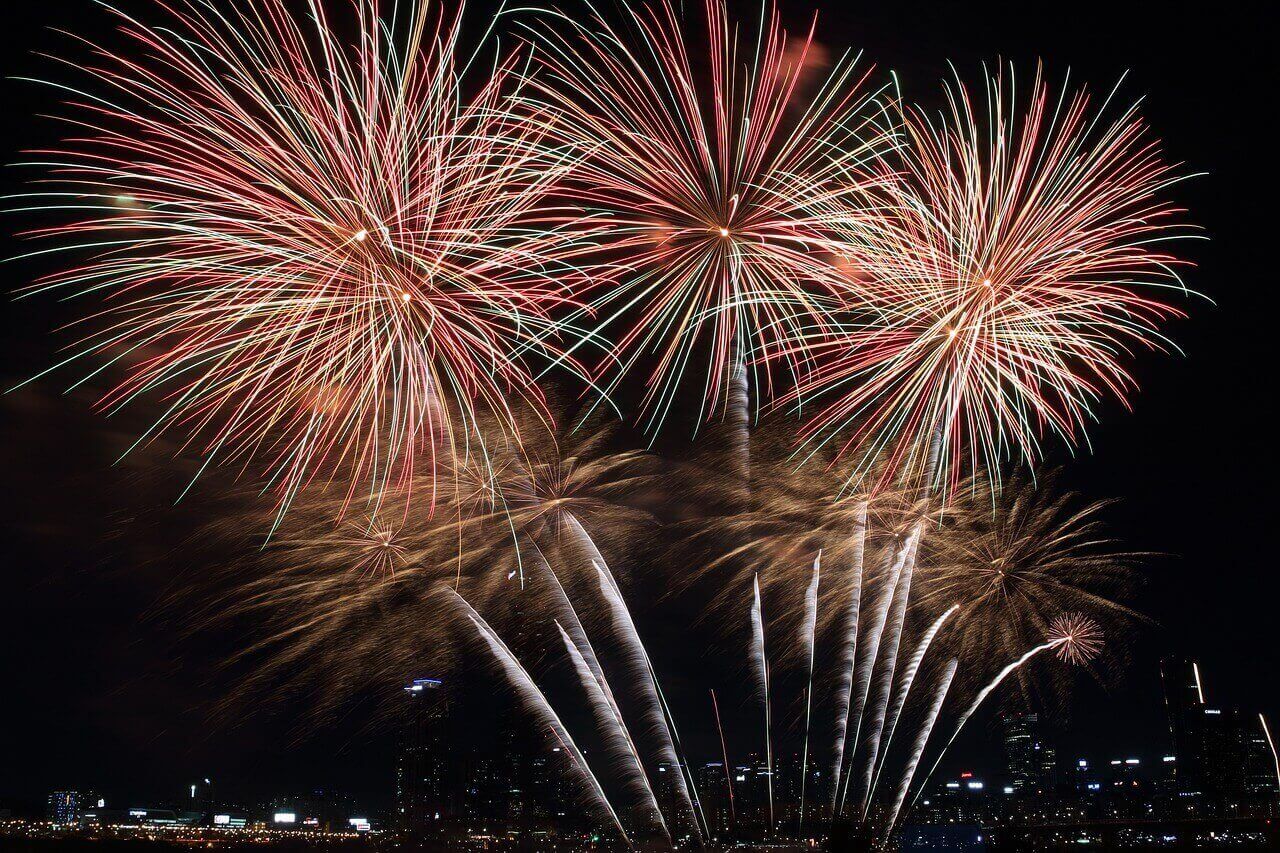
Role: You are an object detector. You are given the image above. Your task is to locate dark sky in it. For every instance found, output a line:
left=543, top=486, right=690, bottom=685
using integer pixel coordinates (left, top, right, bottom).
left=1, top=0, right=1275, bottom=817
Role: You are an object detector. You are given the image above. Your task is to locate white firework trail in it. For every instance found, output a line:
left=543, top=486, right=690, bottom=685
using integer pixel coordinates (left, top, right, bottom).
left=534, top=553, right=669, bottom=840
left=829, top=500, right=868, bottom=817
left=854, top=526, right=921, bottom=816
left=725, top=346, right=751, bottom=495
left=866, top=604, right=959, bottom=814
left=836, top=529, right=911, bottom=815
left=751, top=572, right=775, bottom=832
left=797, top=551, right=821, bottom=833
left=554, top=623, right=669, bottom=840
left=1260, top=714, right=1280, bottom=797
left=447, top=592, right=629, bottom=846
left=586, top=527, right=706, bottom=842
left=908, top=640, right=1063, bottom=814
left=883, top=659, right=958, bottom=838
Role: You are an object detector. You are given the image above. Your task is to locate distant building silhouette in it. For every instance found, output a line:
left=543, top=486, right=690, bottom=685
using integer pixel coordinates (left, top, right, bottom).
left=395, top=677, right=454, bottom=834
left=1160, top=656, right=1277, bottom=812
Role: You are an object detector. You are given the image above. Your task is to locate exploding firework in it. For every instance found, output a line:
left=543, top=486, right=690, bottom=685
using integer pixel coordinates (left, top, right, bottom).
left=516, top=0, right=892, bottom=436
left=915, top=470, right=1143, bottom=698
left=1048, top=613, right=1105, bottom=666
left=13, top=0, right=587, bottom=520
left=437, top=410, right=661, bottom=589
left=783, top=65, right=1196, bottom=496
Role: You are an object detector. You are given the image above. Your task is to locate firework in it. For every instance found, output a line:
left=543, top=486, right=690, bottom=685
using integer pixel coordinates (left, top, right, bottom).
left=828, top=495, right=867, bottom=817
left=541, top=548, right=670, bottom=840
left=448, top=591, right=630, bottom=845
left=516, top=0, right=891, bottom=437
left=835, top=527, right=913, bottom=816
left=797, top=552, right=821, bottom=832
left=14, top=0, right=585, bottom=519
left=902, top=619, right=1106, bottom=827
left=1048, top=613, right=1105, bottom=666
left=883, top=659, right=957, bottom=837
left=865, top=604, right=958, bottom=814
left=1260, top=715, right=1280, bottom=798
left=440, top=415, right=659, bottom=587
left=750, top=573, right=775, bottom=831
left=905, top=639, right=1060, bottom=819
left=915, top=470, right=1143, bottom=700
left=849, top=526, right=920, bottom=817
left=783, top=65, right=1195, bottom=496
left=710, top=689, right=737, bottom=826
left=594, top=551, right=706, bottom=841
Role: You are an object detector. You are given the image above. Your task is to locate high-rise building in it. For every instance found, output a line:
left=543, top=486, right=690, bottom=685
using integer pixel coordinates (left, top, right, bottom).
left=46, top=790, right=100, bottom=825
left=1003, top=713, right=1057, bottom=796
left=1243, top=717, right=1279, bottom=800
left=694, top=761, right=734, bottom=836
left=1160, top=657, right=1249, bottom=809
left=395, top=677, right=455, bottom=834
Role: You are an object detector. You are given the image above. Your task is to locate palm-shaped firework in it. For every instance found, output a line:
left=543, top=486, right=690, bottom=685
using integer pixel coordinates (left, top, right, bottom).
left=517, top=0, right=892, bottom=439
left=14, top=0, right=586, bottom=518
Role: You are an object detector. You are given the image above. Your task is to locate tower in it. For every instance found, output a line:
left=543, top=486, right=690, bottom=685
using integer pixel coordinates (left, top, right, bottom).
left=1160, top=657, right=1246, bottom=809
left=1003, top=713, right=1056, bottom=796
left=395, top=677, right=454, bottom=835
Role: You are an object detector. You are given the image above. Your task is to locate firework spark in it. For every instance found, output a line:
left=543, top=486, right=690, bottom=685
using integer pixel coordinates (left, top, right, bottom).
left=1048, top=613, right=1105, bottom=665
left=784, top=65, right=1196, bottom=496
left=15, top=0, right=586, bottom=520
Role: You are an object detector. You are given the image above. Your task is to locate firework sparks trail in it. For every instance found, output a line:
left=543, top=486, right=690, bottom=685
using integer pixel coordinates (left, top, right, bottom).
left=750, top=573, right=775, bottom=832
left=14, top=0, right=591, bottom=524
left=515, top=0, right=890, bottom=435
left=866, top=604, right=959, bottom=813
left=908, top=639, right=1066, bottom=815
left=1260, top=715, right=1280, bottom=798
left=584, top=518, right=705, bottom=841
left=854, top=526, right=921, bottom=815
left=539, top=548, right=669, bottom=840
left=447, top=593, right=629, bottom=846
left=836, top=532, right=910, bottom=815
left=727, top=348, right=752, bottom=496
left=884, top=659, right=958, bottom=837
left=555, top=623, right=668, bottom=840
left=797, top=551, right=821, bottom=833
left=782, top=65, right=1196, bottom=497
left=710, top=689, right=737, bottom=827
left=828, top=500, right=868, bottom=817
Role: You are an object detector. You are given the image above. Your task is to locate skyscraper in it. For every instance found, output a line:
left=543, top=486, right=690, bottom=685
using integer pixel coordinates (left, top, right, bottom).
left=1003, top=713, right=1057, bottom=796
left=395, top=677, right=454, bottom=835
left=1160, top=657, right=1247, bottom=809
left=1243, top=720, right=1278, bottom=800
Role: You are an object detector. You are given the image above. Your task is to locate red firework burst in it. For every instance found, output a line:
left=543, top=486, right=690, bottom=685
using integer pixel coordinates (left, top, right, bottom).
left=16, top=0, right=585, bottom=519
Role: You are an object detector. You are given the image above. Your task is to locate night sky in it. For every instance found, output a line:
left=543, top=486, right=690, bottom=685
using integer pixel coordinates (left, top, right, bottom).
left=0, top=0, right=1274, bottom=817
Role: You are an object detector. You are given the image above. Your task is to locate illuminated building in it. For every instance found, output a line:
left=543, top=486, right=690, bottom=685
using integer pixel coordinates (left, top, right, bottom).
left=395, top=677, right=455, bottom=834
left=1160, top=657, right=1248, bottom=808
left=46, top=791, right=100, bottom=825
left=1002, top=713, right=1057, bottom=796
